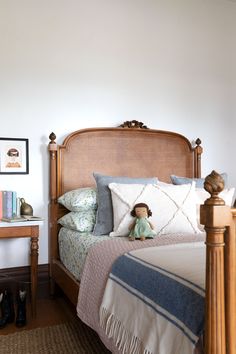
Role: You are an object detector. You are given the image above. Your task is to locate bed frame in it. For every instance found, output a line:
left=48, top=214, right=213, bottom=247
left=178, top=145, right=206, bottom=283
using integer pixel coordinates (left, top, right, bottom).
left=48, top=120, right=235, bottom=354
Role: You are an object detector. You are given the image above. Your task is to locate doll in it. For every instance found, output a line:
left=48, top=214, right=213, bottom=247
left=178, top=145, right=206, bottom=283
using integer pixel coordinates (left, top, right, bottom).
left=128, top=202, right=156, bottom=241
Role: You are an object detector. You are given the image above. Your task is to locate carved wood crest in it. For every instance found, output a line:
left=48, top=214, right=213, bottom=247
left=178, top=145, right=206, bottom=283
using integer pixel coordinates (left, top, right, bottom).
left=119, top=120, right=148, bottom=129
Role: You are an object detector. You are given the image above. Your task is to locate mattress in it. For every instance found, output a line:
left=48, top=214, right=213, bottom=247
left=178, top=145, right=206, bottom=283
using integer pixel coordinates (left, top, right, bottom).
left=58, top=227, right=110, bottom=281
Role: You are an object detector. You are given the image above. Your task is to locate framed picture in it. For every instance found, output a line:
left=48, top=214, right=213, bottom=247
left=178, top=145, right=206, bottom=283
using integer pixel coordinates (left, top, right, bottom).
left=0, top=138, right=29, bottom=174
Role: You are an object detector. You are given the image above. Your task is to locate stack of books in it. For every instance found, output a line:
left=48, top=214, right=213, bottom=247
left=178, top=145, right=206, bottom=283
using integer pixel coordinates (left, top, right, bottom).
left=0, top=190, right=19, bottom=220
left=0, top=191, right=42, bottom=222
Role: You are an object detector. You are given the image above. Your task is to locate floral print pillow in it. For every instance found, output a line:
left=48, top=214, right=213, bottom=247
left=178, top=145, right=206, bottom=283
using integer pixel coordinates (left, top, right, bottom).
left=58, top=210, right=96, bottom=232
left=58, top=187, right=97, bottom=211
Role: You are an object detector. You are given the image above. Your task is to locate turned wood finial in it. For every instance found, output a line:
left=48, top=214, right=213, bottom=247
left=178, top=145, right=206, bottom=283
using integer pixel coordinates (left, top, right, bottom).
left=204, top=170, right=225, bottom=205
left=49, top=132, right=57, bottom=152
left=194, top=138, right=202, bottom=178
left=49, top=132, right=56, bottom=144
left=195, top=138, right=202, bottom=146
left=119, top=120, right=148, bottom=129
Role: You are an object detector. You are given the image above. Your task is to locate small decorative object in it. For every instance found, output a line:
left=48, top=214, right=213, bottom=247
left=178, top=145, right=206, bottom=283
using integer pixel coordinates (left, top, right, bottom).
left=119, top=120, right=148, bottom=129
left=128, top=202, right=156, bottom=241
left=20, top=198, right=33, bottom=216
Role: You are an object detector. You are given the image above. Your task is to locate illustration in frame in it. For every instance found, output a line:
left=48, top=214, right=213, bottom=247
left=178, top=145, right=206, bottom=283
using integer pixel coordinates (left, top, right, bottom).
left=0, top=138, right=29, bottom=174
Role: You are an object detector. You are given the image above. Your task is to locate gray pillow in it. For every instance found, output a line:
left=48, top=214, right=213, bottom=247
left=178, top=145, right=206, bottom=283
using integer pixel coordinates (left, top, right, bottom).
left=93, top=173, right=158, bottom=235
left=170, top=173, right=228, bottom=188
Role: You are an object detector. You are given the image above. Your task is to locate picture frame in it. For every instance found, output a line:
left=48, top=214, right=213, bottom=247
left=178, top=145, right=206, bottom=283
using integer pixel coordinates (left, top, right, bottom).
left=0, top=138, right=29, bottom=174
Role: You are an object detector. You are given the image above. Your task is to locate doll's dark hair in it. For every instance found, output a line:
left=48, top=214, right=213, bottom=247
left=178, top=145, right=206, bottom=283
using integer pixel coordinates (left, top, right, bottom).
left=130, top=203, right=152, bottom=217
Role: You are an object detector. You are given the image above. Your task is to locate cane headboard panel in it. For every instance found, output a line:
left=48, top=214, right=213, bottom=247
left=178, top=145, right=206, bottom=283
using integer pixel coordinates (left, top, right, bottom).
left=49, top=122, right=202, bottom=199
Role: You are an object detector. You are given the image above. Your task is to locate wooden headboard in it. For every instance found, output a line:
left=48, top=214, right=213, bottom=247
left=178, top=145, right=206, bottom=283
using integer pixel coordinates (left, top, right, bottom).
left=49, top=120, right=202, bottom=199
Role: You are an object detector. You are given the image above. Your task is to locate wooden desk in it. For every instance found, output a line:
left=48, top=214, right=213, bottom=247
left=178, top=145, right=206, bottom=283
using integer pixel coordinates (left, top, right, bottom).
left=0, top=221, right=43, bottom=317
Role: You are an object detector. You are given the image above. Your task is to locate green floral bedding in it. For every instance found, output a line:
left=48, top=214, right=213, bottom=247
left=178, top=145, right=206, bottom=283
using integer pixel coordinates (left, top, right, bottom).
left=58, top=227, right=110, bottom=281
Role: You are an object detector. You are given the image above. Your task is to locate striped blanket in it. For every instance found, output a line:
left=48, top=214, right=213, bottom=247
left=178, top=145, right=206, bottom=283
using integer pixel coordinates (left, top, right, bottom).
left=99, top=242, right=205, bottom=354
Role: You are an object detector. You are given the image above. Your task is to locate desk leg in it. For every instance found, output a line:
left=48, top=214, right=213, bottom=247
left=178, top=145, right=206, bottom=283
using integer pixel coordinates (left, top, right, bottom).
left=30, top=226, right=39, bottom=318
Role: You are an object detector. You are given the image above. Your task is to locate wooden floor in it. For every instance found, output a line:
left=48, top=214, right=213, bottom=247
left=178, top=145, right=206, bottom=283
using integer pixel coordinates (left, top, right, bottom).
left=0, top=295, right=77, bottom=335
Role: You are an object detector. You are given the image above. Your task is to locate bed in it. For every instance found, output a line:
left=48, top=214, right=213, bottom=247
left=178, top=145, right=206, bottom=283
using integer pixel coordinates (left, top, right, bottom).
left=48, top=120, right=236, bottom=354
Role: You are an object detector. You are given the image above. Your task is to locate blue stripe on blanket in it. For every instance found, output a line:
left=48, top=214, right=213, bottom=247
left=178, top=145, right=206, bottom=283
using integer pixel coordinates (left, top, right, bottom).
left=109, top=253, right=204, bottom=343
left=130, top=253, right=205, bottom=294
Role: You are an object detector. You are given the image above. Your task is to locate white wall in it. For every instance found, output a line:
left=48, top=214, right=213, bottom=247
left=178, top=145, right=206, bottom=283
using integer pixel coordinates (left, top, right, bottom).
left=0, top=0, right=235, bottom=268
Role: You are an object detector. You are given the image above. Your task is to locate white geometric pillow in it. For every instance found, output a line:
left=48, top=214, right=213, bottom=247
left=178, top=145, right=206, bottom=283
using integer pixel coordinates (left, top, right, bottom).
left=109, top=182, right=200, bottom=237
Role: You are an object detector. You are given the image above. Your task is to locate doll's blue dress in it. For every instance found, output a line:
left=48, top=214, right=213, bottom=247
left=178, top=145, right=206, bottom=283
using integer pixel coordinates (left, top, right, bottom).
left=129, top=217, right=156, bottom=239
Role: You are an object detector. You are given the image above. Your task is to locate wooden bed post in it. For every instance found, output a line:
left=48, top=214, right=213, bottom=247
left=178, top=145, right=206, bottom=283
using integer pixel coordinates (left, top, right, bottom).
left=224, top=210, right=236, bottom=354
left=194, top=138, right=202, bottom=178
left=48, top=132, right=58, bottom=295
left=200, top=171, right=231, bottom=354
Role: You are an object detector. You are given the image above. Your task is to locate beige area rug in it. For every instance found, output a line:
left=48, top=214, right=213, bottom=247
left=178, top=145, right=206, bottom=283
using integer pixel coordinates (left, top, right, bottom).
left=0, top=319, right=111, bottom=354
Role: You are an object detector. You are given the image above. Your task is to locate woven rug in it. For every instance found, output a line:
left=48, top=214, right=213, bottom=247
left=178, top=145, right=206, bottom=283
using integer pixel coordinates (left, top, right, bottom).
left=0, top=319, right=111, bottom=354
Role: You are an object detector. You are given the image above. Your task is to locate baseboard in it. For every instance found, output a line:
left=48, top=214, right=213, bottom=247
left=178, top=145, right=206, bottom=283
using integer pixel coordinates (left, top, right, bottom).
left=0, top=264, right=50, bottom=299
